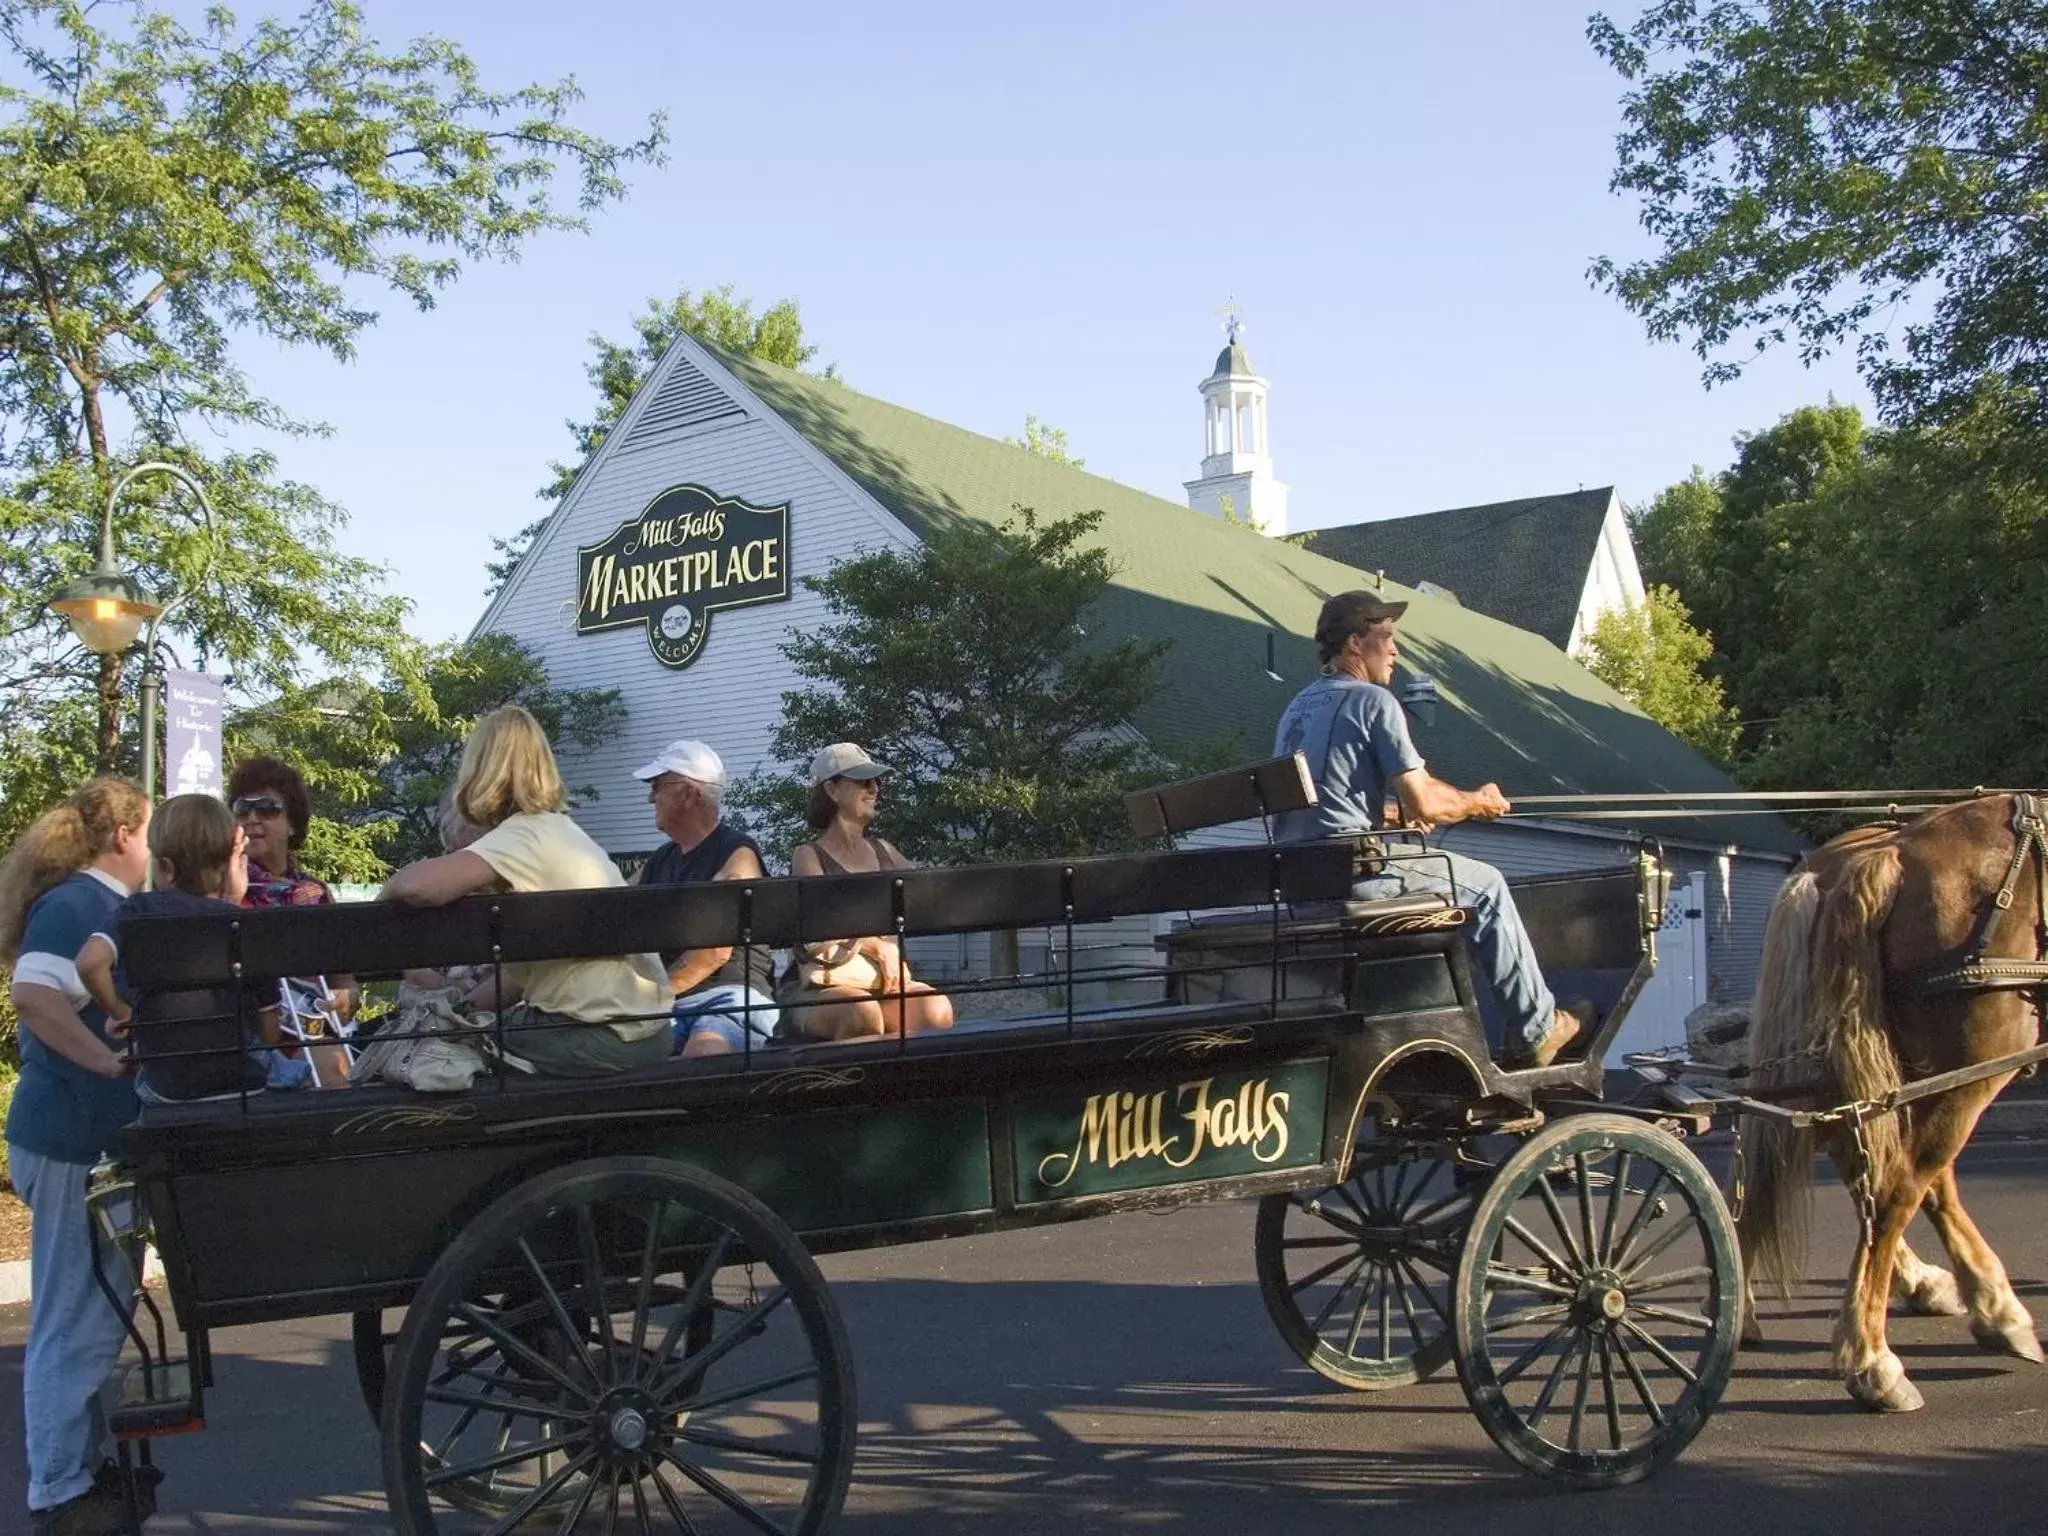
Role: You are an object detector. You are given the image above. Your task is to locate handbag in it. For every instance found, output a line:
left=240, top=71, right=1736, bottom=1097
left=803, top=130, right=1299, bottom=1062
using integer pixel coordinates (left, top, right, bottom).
left=794, top=937, right=886, bottom=995
left=350, top=990, right=488, bottom=1093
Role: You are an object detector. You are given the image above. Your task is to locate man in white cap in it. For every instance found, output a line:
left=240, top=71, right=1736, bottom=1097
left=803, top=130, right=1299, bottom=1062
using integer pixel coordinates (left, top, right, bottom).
left=632, top=740, right=778, bottom=1055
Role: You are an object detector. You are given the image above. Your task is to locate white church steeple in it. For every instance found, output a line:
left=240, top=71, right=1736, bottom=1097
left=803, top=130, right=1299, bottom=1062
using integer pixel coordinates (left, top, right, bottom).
left=1183, top=307, right=1289, bottom=534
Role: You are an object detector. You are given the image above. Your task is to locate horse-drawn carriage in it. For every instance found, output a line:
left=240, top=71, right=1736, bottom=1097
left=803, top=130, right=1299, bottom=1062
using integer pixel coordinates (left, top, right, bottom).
left=89, top=755, right=1752, bottom=1531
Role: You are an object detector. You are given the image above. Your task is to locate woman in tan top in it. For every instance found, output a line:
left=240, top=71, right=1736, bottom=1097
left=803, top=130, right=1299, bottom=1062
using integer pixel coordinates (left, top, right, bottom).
left=382, top=707, right=671, bottom=1076
left=780, top=744, right=954, bottom=1041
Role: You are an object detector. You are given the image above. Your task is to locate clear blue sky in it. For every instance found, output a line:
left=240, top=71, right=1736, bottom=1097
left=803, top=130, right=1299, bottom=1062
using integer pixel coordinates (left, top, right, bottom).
left=232, top=1, right=1871, bottom=643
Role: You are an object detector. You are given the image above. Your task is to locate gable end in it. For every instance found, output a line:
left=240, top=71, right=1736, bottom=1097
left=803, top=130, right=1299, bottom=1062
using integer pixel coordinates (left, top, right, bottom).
left=615, top=352, right=750, bottom=454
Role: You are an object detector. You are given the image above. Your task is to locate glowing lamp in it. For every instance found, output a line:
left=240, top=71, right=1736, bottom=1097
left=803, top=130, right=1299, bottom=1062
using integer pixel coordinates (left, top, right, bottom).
left=49, top=566, right=162, bottom=655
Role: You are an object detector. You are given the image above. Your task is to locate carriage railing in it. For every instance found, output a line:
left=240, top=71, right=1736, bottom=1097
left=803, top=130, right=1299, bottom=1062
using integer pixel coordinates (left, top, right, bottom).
left=116, top=838, right=1654, bottom=1110
left=113, top=838, right=1371, bottom=1109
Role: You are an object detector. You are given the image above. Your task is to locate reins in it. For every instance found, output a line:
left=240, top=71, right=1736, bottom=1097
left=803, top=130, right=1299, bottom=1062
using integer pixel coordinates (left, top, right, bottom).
left=1496, top=787, right=2034, bottom=826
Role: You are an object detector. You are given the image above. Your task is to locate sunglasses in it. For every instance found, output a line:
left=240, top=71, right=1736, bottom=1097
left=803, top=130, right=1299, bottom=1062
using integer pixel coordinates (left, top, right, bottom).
left=231, top=796, right=287, bottom=818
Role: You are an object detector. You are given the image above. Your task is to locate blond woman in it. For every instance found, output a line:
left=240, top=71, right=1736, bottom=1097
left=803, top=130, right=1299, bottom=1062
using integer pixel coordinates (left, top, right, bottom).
left=381, top=707, right=671, bottom=1076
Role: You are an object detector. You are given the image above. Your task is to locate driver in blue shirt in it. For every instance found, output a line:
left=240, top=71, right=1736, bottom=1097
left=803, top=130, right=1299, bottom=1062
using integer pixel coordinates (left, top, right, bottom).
left=1274, top=589, right=1583, bottom=1067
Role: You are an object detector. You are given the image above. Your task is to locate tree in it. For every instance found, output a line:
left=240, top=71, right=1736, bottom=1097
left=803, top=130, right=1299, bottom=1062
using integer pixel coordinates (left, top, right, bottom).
left=731, top=508, right=1174, bottom=868
left=1580, top=585, right=1741, bottom=765
left=1628, top=469, right=1720, bottom=601
left=1590, top=1, right=2048, bottom=426
left=1629, top=402, right=1867, bottom=749
left=233, top=633, right=625, bottom=877
left=487, top=284, right=828, bottom=597
left=1215, top=493, right=1269, bottom=535
left=1746, top=391, right=2048, bottom=790
left=1630, top=390, right=2048, bottom=790
left=0, top=0, right=663, bottom=776
left=1005, top=414, right=1085, bottom=469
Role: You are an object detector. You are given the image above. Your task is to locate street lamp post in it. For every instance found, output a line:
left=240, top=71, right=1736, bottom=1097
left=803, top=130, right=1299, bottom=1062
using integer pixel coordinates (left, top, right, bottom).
left=48, top=461, right=220, bottom=798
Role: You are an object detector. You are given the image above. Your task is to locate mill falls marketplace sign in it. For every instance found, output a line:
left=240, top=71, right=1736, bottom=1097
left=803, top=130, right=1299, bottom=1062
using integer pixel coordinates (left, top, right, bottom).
left=575, top=485, right=790, bottom=667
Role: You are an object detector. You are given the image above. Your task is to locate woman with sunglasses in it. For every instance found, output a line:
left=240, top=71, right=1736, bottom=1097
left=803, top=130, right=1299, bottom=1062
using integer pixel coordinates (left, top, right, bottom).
left=225, top=756, right=331, bottom=910
left=779, top=743, right=953, bottom=1041
left=225, top=755, right=353, bottom=1077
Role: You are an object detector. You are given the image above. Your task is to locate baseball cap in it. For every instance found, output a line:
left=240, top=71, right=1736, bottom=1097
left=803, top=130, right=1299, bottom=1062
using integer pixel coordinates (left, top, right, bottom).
left=1314, top=589, right=1408, bottom=647
left=808, top=743, right=891, bottom=786
left=633, top=739, right=727, bottom=787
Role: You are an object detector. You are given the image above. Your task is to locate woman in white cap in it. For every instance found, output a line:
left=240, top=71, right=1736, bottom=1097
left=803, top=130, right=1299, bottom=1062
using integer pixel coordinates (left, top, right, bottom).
left=780, top=743, right=953, bottom=1041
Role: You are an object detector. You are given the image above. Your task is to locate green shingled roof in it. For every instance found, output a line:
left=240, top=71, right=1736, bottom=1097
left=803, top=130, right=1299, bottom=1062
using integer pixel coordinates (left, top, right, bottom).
left=714, top=348, right=1799, bottom=855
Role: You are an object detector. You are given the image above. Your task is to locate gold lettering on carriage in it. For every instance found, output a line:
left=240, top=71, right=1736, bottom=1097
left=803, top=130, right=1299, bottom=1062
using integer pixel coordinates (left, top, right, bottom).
left=1034, top=1075, right=1291, bottom=1189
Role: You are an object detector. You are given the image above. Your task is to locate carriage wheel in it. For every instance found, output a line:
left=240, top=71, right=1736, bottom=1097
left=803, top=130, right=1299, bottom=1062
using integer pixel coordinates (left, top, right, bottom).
left=355, top=1271, right=722, bottom=1517
left=357, top=1290, right=717, bottom=1520
left=1452, top=1114, right=1740, bottom=1489
left=382, top=1157, right=856, bottom=1534
left=1254, top=1141, right=1481, bottom=1389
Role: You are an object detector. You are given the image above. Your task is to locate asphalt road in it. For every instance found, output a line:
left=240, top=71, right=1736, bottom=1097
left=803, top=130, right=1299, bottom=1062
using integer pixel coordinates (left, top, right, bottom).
left=5, top=1131, right=2047, bottom=1536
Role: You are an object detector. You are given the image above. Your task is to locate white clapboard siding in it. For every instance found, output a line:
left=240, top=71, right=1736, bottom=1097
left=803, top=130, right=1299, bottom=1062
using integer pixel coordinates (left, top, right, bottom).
left=477, top=338, right=921, bottom=853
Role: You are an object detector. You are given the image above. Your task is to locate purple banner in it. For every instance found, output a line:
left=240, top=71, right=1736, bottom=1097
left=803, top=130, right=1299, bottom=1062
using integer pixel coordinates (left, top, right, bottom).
left=164, top=669, right=224, bottom=797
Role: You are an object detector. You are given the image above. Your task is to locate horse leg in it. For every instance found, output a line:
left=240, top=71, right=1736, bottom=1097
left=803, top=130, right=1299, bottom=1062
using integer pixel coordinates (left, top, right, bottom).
left=1892, top=1232, right=1968, bottom=1317
left=1836, top=1149, right=1927, bottom=1413
left=1922, top=1162, right=2044, bottom=1363
left=1738, top=1280, right=1765, bottom=1345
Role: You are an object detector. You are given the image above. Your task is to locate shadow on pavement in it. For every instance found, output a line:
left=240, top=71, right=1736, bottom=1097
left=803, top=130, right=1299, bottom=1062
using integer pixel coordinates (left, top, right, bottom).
left=0, top=1263, right=2040, bottom=1533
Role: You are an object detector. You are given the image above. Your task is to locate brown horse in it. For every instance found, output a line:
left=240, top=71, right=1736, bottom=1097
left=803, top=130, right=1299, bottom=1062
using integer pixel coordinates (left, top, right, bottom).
left=1737, top=794, right=2045, bottom=1412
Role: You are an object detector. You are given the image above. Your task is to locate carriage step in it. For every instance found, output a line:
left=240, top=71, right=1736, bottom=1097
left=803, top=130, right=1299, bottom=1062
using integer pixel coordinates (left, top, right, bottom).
left=109, top=1359, right=204, bottom=1439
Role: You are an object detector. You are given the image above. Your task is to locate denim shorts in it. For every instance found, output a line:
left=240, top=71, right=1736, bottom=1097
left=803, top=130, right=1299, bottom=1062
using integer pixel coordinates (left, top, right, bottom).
left=672, top=985, right=780, bottom=1051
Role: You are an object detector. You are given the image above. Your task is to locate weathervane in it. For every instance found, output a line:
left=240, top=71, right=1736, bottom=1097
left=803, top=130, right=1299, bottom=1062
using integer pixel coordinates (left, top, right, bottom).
left=1216, top=295, right=1245, bottom=344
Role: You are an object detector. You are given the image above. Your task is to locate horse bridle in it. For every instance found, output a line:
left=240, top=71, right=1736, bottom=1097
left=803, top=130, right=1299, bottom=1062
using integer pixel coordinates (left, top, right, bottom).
left=1914, top=792, right=2048, bottom=998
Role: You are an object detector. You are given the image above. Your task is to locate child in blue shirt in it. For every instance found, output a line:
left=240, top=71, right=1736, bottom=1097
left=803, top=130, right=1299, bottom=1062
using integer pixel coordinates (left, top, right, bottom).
left=75, top=794, right=301, bottom=1102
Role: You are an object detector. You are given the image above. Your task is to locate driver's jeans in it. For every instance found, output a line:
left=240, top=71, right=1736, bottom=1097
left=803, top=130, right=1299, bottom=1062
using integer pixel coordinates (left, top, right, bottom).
left=1352, top=848, right=1556, bottom=1056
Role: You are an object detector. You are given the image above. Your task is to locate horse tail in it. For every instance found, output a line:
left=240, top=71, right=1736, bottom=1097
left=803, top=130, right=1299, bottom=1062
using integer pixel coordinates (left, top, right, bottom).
left=1739, top=841, right=1906, bottom=1297
left=1737, top=869, right=1822, bottom=1297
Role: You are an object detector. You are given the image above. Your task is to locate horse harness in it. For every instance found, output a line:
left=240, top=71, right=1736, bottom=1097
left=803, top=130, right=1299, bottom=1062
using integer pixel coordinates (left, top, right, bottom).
left=1913, top=792, right=2048, bottom=1005
left=1724, top=794, right=2048, bottom=1173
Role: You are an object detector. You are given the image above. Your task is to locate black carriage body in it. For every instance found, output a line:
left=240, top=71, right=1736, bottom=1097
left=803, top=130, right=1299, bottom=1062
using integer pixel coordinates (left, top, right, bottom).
left=113, top=839, right=1657, bottom=1335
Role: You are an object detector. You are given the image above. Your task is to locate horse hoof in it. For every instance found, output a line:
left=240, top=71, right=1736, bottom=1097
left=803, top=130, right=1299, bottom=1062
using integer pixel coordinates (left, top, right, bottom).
left=1973, top=1321, right=2046, bottom=1363
left=1902, top=1273, right=1968, bottom=1318
left=1848, top=1358, right=1924, bottom=1413
left=1739, top=1311, right=1765, bottom=1346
